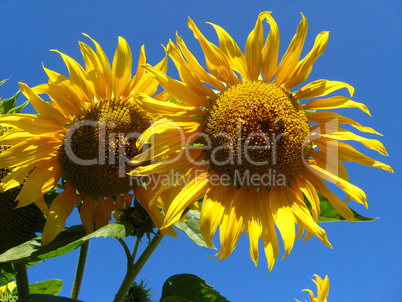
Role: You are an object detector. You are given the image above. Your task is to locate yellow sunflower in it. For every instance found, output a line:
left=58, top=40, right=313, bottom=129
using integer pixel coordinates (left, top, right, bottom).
left=300, top=274, right=330, bottom=302
left=129, top=12, right=393, bottom=270
left=0, top=34, right=176, bottom=245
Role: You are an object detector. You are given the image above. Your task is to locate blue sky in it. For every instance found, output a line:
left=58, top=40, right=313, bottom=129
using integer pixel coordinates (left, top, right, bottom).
left=1, top=1, right=401, bottom=301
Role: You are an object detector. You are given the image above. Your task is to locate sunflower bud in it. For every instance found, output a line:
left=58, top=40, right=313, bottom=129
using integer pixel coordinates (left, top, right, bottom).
left=115, top=199, right=155, bottom=240
left=124, top=280, right=151, bottom=302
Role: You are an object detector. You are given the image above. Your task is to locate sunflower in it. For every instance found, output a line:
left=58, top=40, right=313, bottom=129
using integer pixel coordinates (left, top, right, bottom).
left=129, top=12, right=393, bottom=270
left=300, top=274, right=330, bottom=302
left=0, top=34, right=177, bottom=245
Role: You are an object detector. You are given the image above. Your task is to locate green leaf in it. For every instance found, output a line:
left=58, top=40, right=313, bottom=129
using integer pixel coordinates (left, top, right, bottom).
left=0, top=223, right=133, bottom=264
left=317, top=194, right=377, bottom=222
left=19, top=294, right=83, bottom=302
left=174, top=210, right=215, bottom=249
left=0, top=90, right=22, bottom=115
left=160, top=274, right=230, bottom=302
left=0, top=263, right=15, bottom=287
left=0, top=78, right=10, bottom=87
left=30, top=279, right=62, bottom=296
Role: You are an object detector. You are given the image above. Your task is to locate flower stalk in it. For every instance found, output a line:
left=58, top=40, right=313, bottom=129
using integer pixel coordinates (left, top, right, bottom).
left=71, top=241, right=90, bottom=300
left=14, top=262, right=30, bottom=300
left=114, top=232, right=164, bottom=302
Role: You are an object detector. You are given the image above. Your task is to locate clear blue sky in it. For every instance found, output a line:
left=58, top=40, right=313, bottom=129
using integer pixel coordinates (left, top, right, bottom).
left=1, top=1, right=401, bottom=301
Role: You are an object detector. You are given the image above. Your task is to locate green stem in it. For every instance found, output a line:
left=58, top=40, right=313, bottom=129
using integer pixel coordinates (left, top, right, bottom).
left=130, top=238, right=141, bottom=265
left=14, top=262, right=30, bottom=299
left=71, top=241, right=90, bottom=300
left=117, top=238, right=132, bottom=269
left=114, top=233, right=164, bottom=302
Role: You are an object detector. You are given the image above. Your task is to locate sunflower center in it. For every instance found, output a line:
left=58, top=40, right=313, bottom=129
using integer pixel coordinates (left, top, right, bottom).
left=203, top=81, right=310, bottom=187
left=59, top=99, right=152, bottom=197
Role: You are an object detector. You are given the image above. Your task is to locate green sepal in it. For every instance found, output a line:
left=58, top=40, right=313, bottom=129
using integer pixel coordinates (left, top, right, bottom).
left=43, top=188, right=60, bottom=208
left=317, top=194, right=377, bottom=222
left=174, top=210, right=215, bottom=249
left=160, top=274, right=230, bottom=302
left=0, top=223, right=133, bottom=264
left=29, top=279, right=63, bottom=296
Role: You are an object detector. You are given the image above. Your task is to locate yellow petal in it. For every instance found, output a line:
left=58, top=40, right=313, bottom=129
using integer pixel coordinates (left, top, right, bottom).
left=309, top=150, right=350, bottom=183
left=135, top=93, right=202, bottom=116
left=187, top=17, right=238, bottom=85
left=15, top=157, right=62, bottom=208
left=308, top=163, right=367, bottom=207
left=176, top=33, right=225, bottom=91
left=142, top=64, right=211, bottom=107
left=218, top=186, right=246, bottom=260
left=245, top=12, right=269, bottom=80
left=315, top=274, right=330, bottom=300
left=280, top=186, right=331, bottom=247
left=275, top=13, right=308, bottom=86
left=78, top=41, right=110, bottom=99
left=127, top=45, right=166, bottom=98
left=294, top=79, right=354, bottom=100
left=303, top=95, right=371, bottom=116
left=112, top=36, right=132, bottom=99
left=41, top=183, right=77, bottom=245
left=262, top=13, right=280, bottom=82
left=94, top=197, right=114, bottom=230
left=40, top=64, right=91, bottom=106
left=207, top=22, right=248, bottom=79
left=42, top=64, right=69, bottom=84
left=0, top=164, right=35, bottom=192
left=130, top=149, right=204, bottom=176
left=166, top=40, right=217, bottom=100
left=51, top=49, right=90, bottom=97
left=311, top=124, right=388, bottom=155
left=308, top=111, right=381, bottom=135
left=33, top=83, right=83, bottom=116
left=135, top=119, right=201, bottom=157
left=0, top=129, right=36, bottom=145
left=129, top=45, right=146, bottom=93
left=19, top=83, right=67, bottom=121
left=200, top=184, right=226, bottom=247
left=258, top=189, right=279, bottom=272
left=284, top=31, right=329, bottom=90
left=80, top=195, right=96, bottom=234
left=269, top=186, right=295, bottom=259
left=82, top=33, right=113, bottom=98
left=294, top=175, right=321, bottom=221
left=163, top=168, right=210, bottom=228
left=0, top=136, right=60, bottom=168
left=315, top=137, right=393, bottom=173
left=303, top=169, right=354, bottom=222
left=0, top=113, right=63, bottom=134
left=34, top=195, right=49, bottom=216
left=134, top=186, right=178, bottom=237
left=132, top=51, right=167, bottom=96
left=244, top=188, right=263, bottom=266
